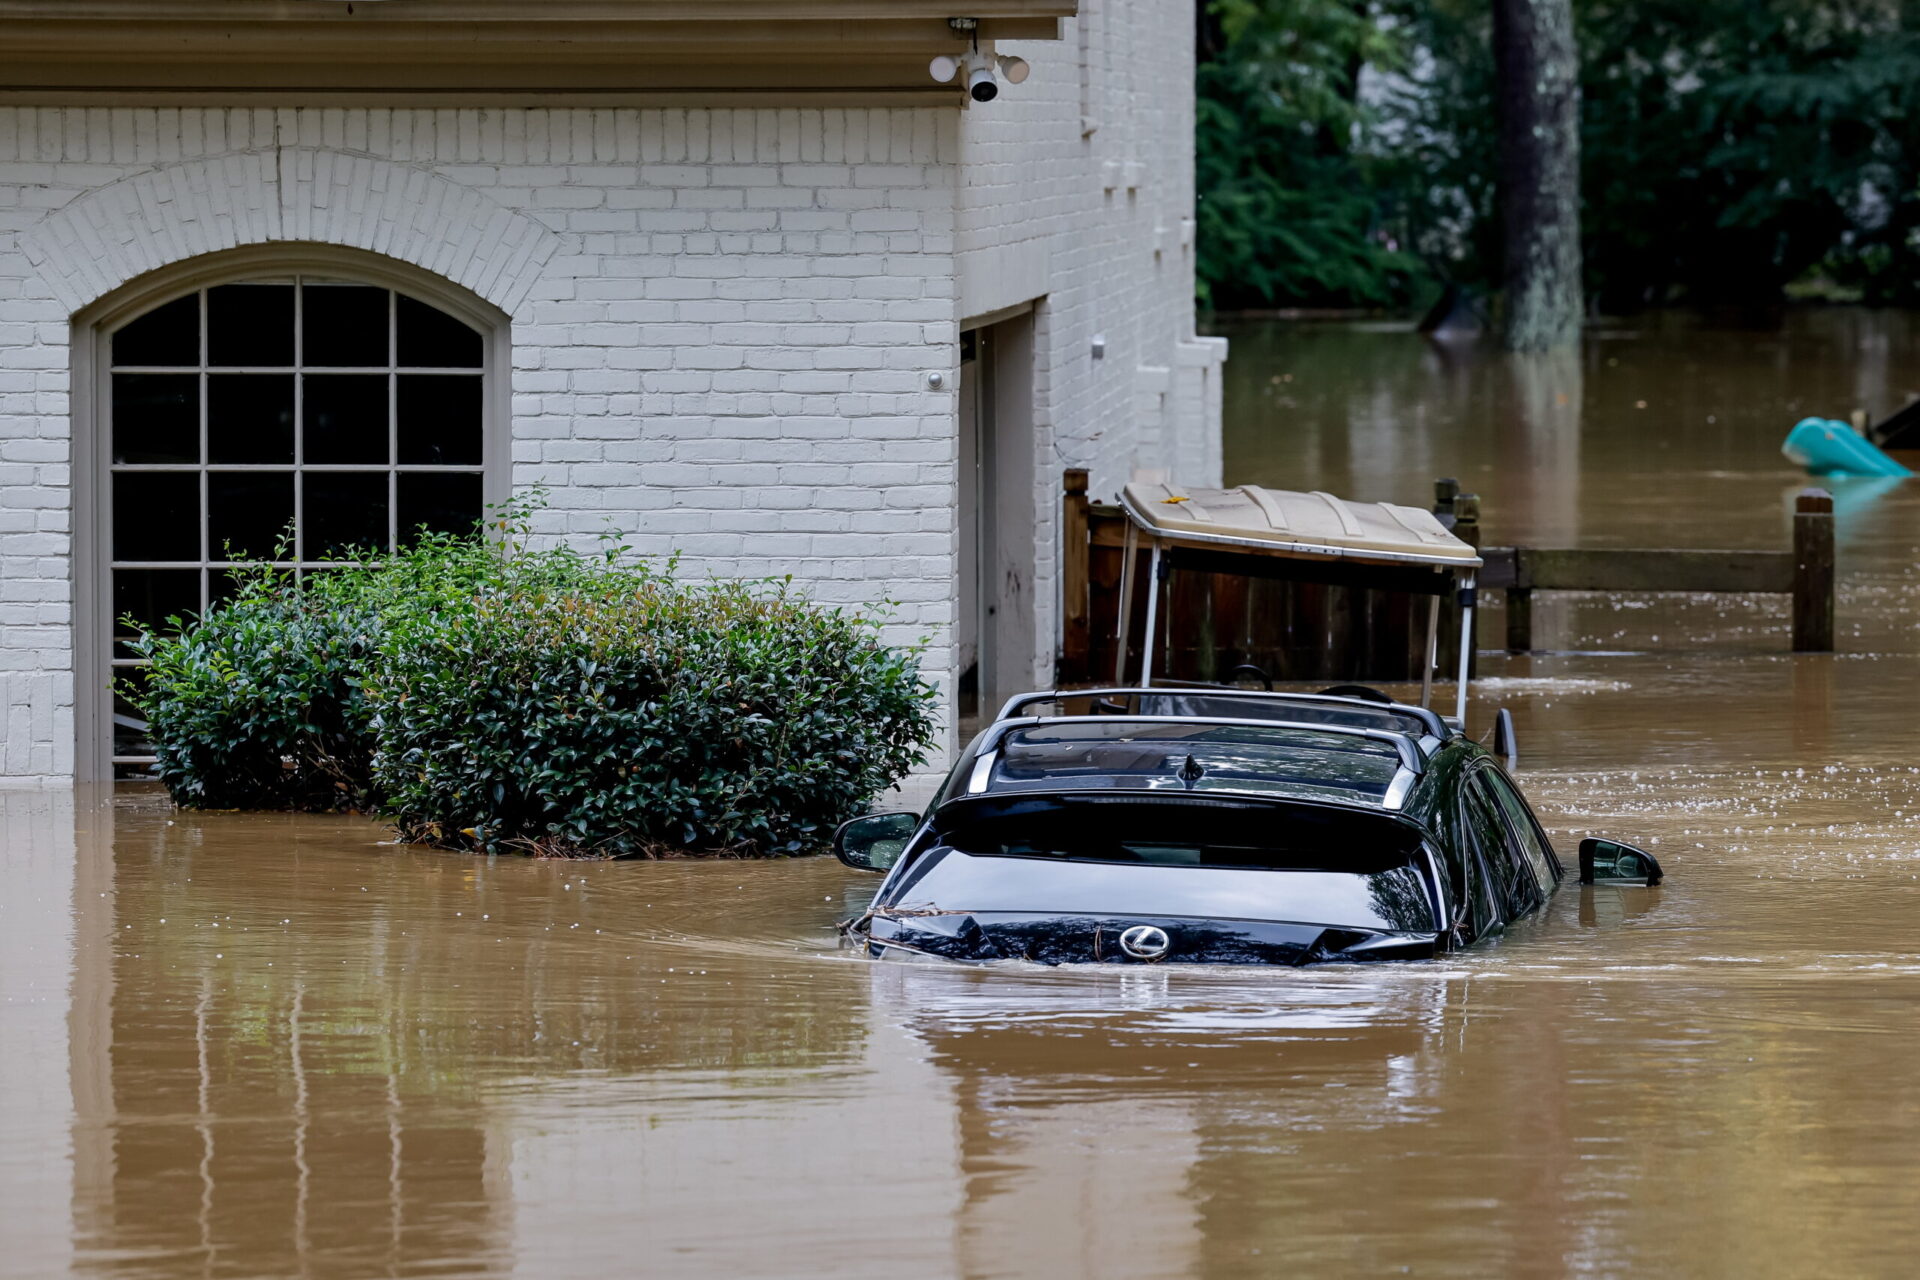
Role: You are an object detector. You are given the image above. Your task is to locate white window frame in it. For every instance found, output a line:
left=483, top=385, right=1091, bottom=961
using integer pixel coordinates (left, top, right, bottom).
left=72, top=245, right=512, bottom=783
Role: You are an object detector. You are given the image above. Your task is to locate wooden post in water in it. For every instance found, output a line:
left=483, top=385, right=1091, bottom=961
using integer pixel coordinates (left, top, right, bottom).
left=1060, top=468, right=1091, bottom=681
left=1792, top=487, right=1835, bottom=652
left=1506, top=583, right=1534, bottom=653
left=1432, top=477, right=1460, bottom=529
left=1455, top=493, right=1482, bottom=676
left=1454, top=492, right=1482, bottom=552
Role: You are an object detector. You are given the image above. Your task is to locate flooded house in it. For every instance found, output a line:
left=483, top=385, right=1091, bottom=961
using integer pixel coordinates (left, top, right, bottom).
left=0, top=1, right=1226, bottom=787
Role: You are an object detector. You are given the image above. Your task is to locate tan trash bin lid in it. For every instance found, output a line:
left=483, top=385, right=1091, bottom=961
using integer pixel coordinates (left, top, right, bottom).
left=1120, top=482, right=1481, bottom=568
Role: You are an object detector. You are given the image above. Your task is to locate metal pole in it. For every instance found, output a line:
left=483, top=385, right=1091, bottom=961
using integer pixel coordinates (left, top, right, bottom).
left=1114, top=521, right=1138, bottom=683
left=1421, top=592, right=1440, bottom=709
left=1454, top=572, right=1476, bottom=725
left=1140, top=541, right=1164, bottom=686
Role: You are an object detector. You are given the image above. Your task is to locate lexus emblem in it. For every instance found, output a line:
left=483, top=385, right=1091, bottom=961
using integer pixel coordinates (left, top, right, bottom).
left=1118, top=924, right=1172, bottom=960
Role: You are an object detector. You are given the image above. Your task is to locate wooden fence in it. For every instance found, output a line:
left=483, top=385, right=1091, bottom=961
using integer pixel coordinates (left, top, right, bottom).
left=1483, top=488, right=1834, bottom=652
left=1057, top=471, right=1835, bottom=686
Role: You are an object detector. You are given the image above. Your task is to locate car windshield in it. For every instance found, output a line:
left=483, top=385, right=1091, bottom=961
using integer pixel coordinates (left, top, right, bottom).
left=989, top=722, right=1405, bottom=801
left=884, top=796, right=1437, bottom=932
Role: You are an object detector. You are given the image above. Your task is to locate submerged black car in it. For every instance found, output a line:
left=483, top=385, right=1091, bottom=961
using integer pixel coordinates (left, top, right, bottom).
left=836, top=687, right=1664, bottom=966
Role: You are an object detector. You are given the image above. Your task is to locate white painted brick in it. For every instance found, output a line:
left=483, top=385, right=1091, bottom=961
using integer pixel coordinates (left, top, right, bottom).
left=0, top=77, right=1218, bottom=785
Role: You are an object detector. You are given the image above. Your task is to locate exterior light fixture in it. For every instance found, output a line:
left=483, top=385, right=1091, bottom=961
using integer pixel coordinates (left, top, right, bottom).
left=934, top=16, right=1029, bottom=101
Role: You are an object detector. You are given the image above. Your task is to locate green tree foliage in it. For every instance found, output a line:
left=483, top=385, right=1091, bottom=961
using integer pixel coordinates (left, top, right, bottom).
left=1196, top=0, right=1425, bottom=308
left=1201, top=0, right=1920, bottom=311
left=1578, top=1, right=1920, bottom=308
left=125, top=509, right=939, bottom=856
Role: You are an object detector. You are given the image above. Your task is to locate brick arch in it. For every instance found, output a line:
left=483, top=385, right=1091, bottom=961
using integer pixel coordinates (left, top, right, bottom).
left=17, top=147, right=559, bottom=318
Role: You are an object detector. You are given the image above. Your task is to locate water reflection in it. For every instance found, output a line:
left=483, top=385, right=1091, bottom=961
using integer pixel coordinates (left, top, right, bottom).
left=69, top=797, right=511, bottom=1278
left=0, top=787, right=78, bottom=1280
left=869, top=961, right=1456, bottom=1278
left=52, top=793, right=899, bottom=1279
left=1503, top=349, right=1584, bottom=544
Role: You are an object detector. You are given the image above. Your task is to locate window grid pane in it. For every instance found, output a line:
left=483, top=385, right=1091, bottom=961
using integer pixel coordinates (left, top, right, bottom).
left=293, top=277, right=304, bottom=560
left=391, top=289, right=400, bottom=552
left=107, top=275, right=486, bottom=774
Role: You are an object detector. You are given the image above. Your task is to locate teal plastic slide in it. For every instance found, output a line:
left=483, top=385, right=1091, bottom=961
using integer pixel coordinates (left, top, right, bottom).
left=1782, top=417, right=1914, bottom=477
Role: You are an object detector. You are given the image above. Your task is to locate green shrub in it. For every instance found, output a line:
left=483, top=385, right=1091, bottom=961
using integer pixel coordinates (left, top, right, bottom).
left=124, top=518, right=939, bottom=856
left=367, top=571, right=938, bottom=856
left=124, top=529, right=511, bottom=812
left=126, top=586, right=383, bottom=810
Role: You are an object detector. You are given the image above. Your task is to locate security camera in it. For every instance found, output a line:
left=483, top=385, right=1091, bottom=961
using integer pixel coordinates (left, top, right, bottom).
left=929, top=54, right=959, bottom=83
left=968, top=64, right=998, bottom=102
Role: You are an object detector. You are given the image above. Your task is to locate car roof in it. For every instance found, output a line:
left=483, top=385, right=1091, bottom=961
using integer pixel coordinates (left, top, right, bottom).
left=995, top=687, right=1451, bottom=740
left=954, top=688, right=1466, bottom=817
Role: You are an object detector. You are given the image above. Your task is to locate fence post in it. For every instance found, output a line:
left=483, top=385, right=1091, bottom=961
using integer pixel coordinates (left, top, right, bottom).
left=1454, top=493, right=1481, bottom=676
left=1061, top=468, right=1092, bottom=681
left=1432, top=476, right=1460, bottom=530
left=1506, top=586, right=1534, bottom=653
left=1793, top=487, right=1835, bottom=652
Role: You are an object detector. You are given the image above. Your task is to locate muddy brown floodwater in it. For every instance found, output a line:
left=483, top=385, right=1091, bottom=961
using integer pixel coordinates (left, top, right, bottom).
left=9, top=309, right=1920, bottom=1279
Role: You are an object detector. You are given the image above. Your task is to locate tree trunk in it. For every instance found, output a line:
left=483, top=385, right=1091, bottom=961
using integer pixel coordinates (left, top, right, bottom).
left=1493, top=0, right=1583, bottom=352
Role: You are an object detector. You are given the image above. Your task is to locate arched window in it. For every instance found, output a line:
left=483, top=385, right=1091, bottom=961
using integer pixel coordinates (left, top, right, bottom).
left=91, top=265, right=504, bottom=779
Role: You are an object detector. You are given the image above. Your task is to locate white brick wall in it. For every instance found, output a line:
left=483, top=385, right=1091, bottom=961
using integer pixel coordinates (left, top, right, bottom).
left=962, top=0, right=1224, bottom=490
left=0, top=65, right=1220, bottom=786
left=957, top=0, right=1228, bottom=694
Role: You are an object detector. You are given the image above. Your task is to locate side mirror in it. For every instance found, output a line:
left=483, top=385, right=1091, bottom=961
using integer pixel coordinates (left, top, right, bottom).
left=1490, top=707, right=1518, bottom=766
left=1579, top=837, right=1664, bottom=886
left=834, top=812, right=919, bottom=872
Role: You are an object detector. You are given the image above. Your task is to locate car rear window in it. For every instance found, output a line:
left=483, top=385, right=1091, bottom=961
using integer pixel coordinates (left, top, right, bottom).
left=935, top=794, right=1421, bottom=868
left=883, top=795, right=1437, bottom=932
left=989, top=721, right=1404, bottom=801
